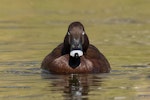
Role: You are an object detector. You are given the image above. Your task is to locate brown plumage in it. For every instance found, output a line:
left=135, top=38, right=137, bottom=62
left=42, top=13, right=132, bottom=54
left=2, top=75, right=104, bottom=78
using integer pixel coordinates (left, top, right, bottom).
left=41, top=22, right=111, bottom=74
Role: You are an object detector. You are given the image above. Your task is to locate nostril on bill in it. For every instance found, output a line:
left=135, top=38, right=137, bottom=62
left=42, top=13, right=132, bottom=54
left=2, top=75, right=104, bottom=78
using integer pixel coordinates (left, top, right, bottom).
left=75, top=53, right=79, bottom=58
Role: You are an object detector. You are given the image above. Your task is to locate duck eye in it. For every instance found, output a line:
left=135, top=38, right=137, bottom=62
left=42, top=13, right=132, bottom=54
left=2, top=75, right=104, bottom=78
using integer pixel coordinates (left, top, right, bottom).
left=82, top=32, right=85, bottom=35
left=68, top=32, right=70, bottom=35
left=67, top=32, right=71, bottom=44
left=82, top=32, right=85, bottom=44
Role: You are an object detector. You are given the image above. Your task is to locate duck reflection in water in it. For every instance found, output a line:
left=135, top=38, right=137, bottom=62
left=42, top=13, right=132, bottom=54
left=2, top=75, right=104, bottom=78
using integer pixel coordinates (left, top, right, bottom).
left=64, top=74, right=89, bottom=99
left=42, top=73, right=103, bottom=100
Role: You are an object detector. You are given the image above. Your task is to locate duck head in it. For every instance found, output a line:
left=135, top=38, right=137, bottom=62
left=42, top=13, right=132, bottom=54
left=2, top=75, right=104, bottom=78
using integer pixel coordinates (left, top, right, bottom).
left=63, top=22, right=89, bottom=57
left=62, top=22, right=89, bottom=68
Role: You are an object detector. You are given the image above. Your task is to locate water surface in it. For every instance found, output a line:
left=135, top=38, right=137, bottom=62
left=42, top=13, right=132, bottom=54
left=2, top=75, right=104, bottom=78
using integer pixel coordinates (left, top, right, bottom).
left=0, top=0, right=150, bottom=100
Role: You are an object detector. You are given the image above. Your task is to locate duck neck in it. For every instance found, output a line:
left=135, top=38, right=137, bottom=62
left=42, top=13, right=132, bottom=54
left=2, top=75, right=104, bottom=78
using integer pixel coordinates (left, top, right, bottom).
left=69, top=56, right=80, bottom=69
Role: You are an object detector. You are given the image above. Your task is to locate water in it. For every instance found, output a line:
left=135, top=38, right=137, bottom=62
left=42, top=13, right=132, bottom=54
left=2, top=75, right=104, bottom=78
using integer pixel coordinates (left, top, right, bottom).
left=0, top=0, right=150, bottom=100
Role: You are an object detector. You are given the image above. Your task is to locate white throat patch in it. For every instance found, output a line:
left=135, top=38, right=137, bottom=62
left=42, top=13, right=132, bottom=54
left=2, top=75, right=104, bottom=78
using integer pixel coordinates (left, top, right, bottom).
left=70, top=50, right=83, bottom=57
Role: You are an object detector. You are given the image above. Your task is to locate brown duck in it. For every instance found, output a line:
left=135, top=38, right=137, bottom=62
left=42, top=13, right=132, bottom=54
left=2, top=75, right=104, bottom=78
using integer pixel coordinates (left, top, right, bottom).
left=41, top=22, right=111, bottom=74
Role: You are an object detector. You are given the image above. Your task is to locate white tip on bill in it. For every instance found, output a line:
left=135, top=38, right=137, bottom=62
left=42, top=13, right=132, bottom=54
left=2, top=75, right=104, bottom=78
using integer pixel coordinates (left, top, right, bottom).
left=70, top=50, right=83, bottom=57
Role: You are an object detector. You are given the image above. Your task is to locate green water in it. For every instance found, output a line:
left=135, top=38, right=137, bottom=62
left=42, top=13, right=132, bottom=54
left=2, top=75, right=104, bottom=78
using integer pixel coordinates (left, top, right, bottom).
left=0, top=0, right=150, bottom=100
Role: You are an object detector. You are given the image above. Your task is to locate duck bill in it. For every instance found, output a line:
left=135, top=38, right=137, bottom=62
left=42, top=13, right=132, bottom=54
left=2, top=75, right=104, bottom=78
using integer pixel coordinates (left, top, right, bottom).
left=70, top=41, right=83, bottom=58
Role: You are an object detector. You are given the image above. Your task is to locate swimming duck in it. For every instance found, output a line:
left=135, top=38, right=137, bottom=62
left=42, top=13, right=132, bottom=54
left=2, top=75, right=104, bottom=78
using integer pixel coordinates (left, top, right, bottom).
left=41, top=22, right=110, bottom=74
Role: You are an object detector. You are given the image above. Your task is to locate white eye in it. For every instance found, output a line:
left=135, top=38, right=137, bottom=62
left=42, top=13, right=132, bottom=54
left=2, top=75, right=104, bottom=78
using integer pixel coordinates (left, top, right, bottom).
left=82, top=32, right=85, bottom=35
left=68, top=32, right=70, bottom=35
